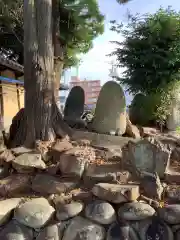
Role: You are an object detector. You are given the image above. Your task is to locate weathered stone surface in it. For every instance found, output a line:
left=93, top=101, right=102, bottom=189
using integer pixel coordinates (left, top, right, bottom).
left=92, top=183, right=139, bottom=203
left=0, top=220, right=34, bottom=240
left=0, top=131, right=6, bottom=153
left=171, top=147, right=180, bottom=162
left=93, top=145, right=122, bottom=161
left=129, top=93, right=148, bottom=125
left=126, top=117, right=141, bottom=139
left=84, top=162, right=130, bottom=186
left=11, top=146, right=33, bottom=156
left=46, top=163, right=59, bottom=175
left=158, top=205, right=180, bottom=224
left=32, top=174, right=77, bottom=195
left=167, top=88, right=180, bottom=131
left=64, top=86, right=85, bottom=119
left=14, top=198, right=55, bottom=228
left=12, top=153, right=46, bottom=173
left=51, top=139, right=73, bottom=161
left=56, top=201, right=83, bottom=221
left=59, top=147, right=95, bottom=178
left=0, top=174, right=31, bottom=197
left=139, top=217, right=174, bottom=240
left=0, top=198, right=22, bottom=226
left=140, top=172, right=163, bottom=200
left=62, top=216, right=105, bottom=240
left=36, top=222, right=69, bottom=240
left=92, top=81, right=126, bottom=135
left=0, top=163, right=9, bottom=179
left=175, top=229, right=180, bottom=240
left=139, top=127, right=158, bottom=137
left=122, top=138, right=171, bottom=178
left=118, top=202, right=155, bottom=221
left=107, top=222, right=139, bottom=240
left=85, top=200, right=116, bottom=225
left=165, top=170, right=180, bottom=184
left=0, top=149, right=15, bottom=164
left=34, top=140, right=52, bottom=162
left=71, top=130, right=136, bottom=148
left=71, top=188, right=95, bottom=204
left=166, top=185, right=180, bottom=201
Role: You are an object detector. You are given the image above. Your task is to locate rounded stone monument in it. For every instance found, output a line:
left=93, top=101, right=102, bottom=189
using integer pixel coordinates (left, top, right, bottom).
left=92, top=81, right=126, bottom=135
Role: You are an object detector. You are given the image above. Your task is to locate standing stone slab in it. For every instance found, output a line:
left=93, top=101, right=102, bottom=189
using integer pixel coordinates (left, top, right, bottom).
left=92, top=81, right=126, bottom=135
left=129, top=93, right=148, bottom=125
left=167, top=87, right=180, bottom=130
left=122, top=138, right=171, bottom=178
left=62, top=216, right=105, bottom=240
left=0, top=220, right=33, bottom=240
left=14, top=198, right=55, bottom=228
left=64, top=86, right=85, bottom=119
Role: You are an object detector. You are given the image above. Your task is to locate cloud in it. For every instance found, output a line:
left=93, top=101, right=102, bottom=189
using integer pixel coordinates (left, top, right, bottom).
left=71, top=23, right=124, bottom=84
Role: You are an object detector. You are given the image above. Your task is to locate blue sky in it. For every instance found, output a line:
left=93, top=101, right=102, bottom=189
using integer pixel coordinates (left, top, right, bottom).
left=68, top=0, right=180, bottom=104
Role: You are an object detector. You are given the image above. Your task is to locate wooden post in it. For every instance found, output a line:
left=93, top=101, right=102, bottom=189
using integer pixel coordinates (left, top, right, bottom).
left=0, top=81, right=4, bottom=130
left=16, top=84, right=21, bottom=110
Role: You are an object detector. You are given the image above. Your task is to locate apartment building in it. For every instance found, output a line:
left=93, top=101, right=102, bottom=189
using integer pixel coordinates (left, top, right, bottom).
left=70, top=76, right=101, bottom=109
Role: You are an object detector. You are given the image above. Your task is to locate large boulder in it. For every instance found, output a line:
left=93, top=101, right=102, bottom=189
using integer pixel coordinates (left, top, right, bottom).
left=85, top=200, right=116, bottom=225
left=158, top=204, right=180, bottom=224
left=118, top=202, right=156, bottom=221
left=0, top=220, right=33, bottom=240
left=14, top=198, right=55, bottom=228
left=62, top=216, right=106, bottom=240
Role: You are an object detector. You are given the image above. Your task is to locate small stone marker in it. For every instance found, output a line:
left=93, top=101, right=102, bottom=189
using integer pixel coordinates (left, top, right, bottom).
left=92, top=81, right=126, bottom=135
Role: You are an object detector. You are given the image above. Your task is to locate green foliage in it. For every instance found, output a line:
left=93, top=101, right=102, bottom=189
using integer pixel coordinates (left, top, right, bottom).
left=110, top=7, right=180, bottom=95
left=0, top=0, right=104, bottom=68
left=110, top=7, right=180, bottom=125
left=176, top=126, right=180, bottom=133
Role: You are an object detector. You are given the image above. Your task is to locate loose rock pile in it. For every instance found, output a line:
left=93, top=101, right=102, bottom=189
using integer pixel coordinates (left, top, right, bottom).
left=1, top=129, right=180, bottom=239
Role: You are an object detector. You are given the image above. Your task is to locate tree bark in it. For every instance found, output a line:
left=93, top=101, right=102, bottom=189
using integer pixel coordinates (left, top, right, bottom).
left=10, top=0, right=72, bottom=148
left=52, top=0, right=64, bottom=103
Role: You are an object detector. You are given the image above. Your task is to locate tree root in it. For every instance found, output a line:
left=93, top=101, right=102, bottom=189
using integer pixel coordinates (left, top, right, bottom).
left=8, top=104, right=73, bottom=148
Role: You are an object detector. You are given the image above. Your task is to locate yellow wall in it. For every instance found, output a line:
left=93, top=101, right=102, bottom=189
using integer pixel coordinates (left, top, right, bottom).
left=2, top=84, right=19, bottom=130
left=0, top=69, right=24, bottom=130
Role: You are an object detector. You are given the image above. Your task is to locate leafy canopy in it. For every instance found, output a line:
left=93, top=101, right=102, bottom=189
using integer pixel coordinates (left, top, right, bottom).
left=0, top=0, right=104, bottom=67
left=110, top=8, right=180, bottom=95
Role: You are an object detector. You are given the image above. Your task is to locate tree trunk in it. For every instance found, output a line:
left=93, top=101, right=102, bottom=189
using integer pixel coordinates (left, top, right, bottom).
left=52, top=0, right=64, bottom=103
left=10, top=0, right=72, bottom=148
